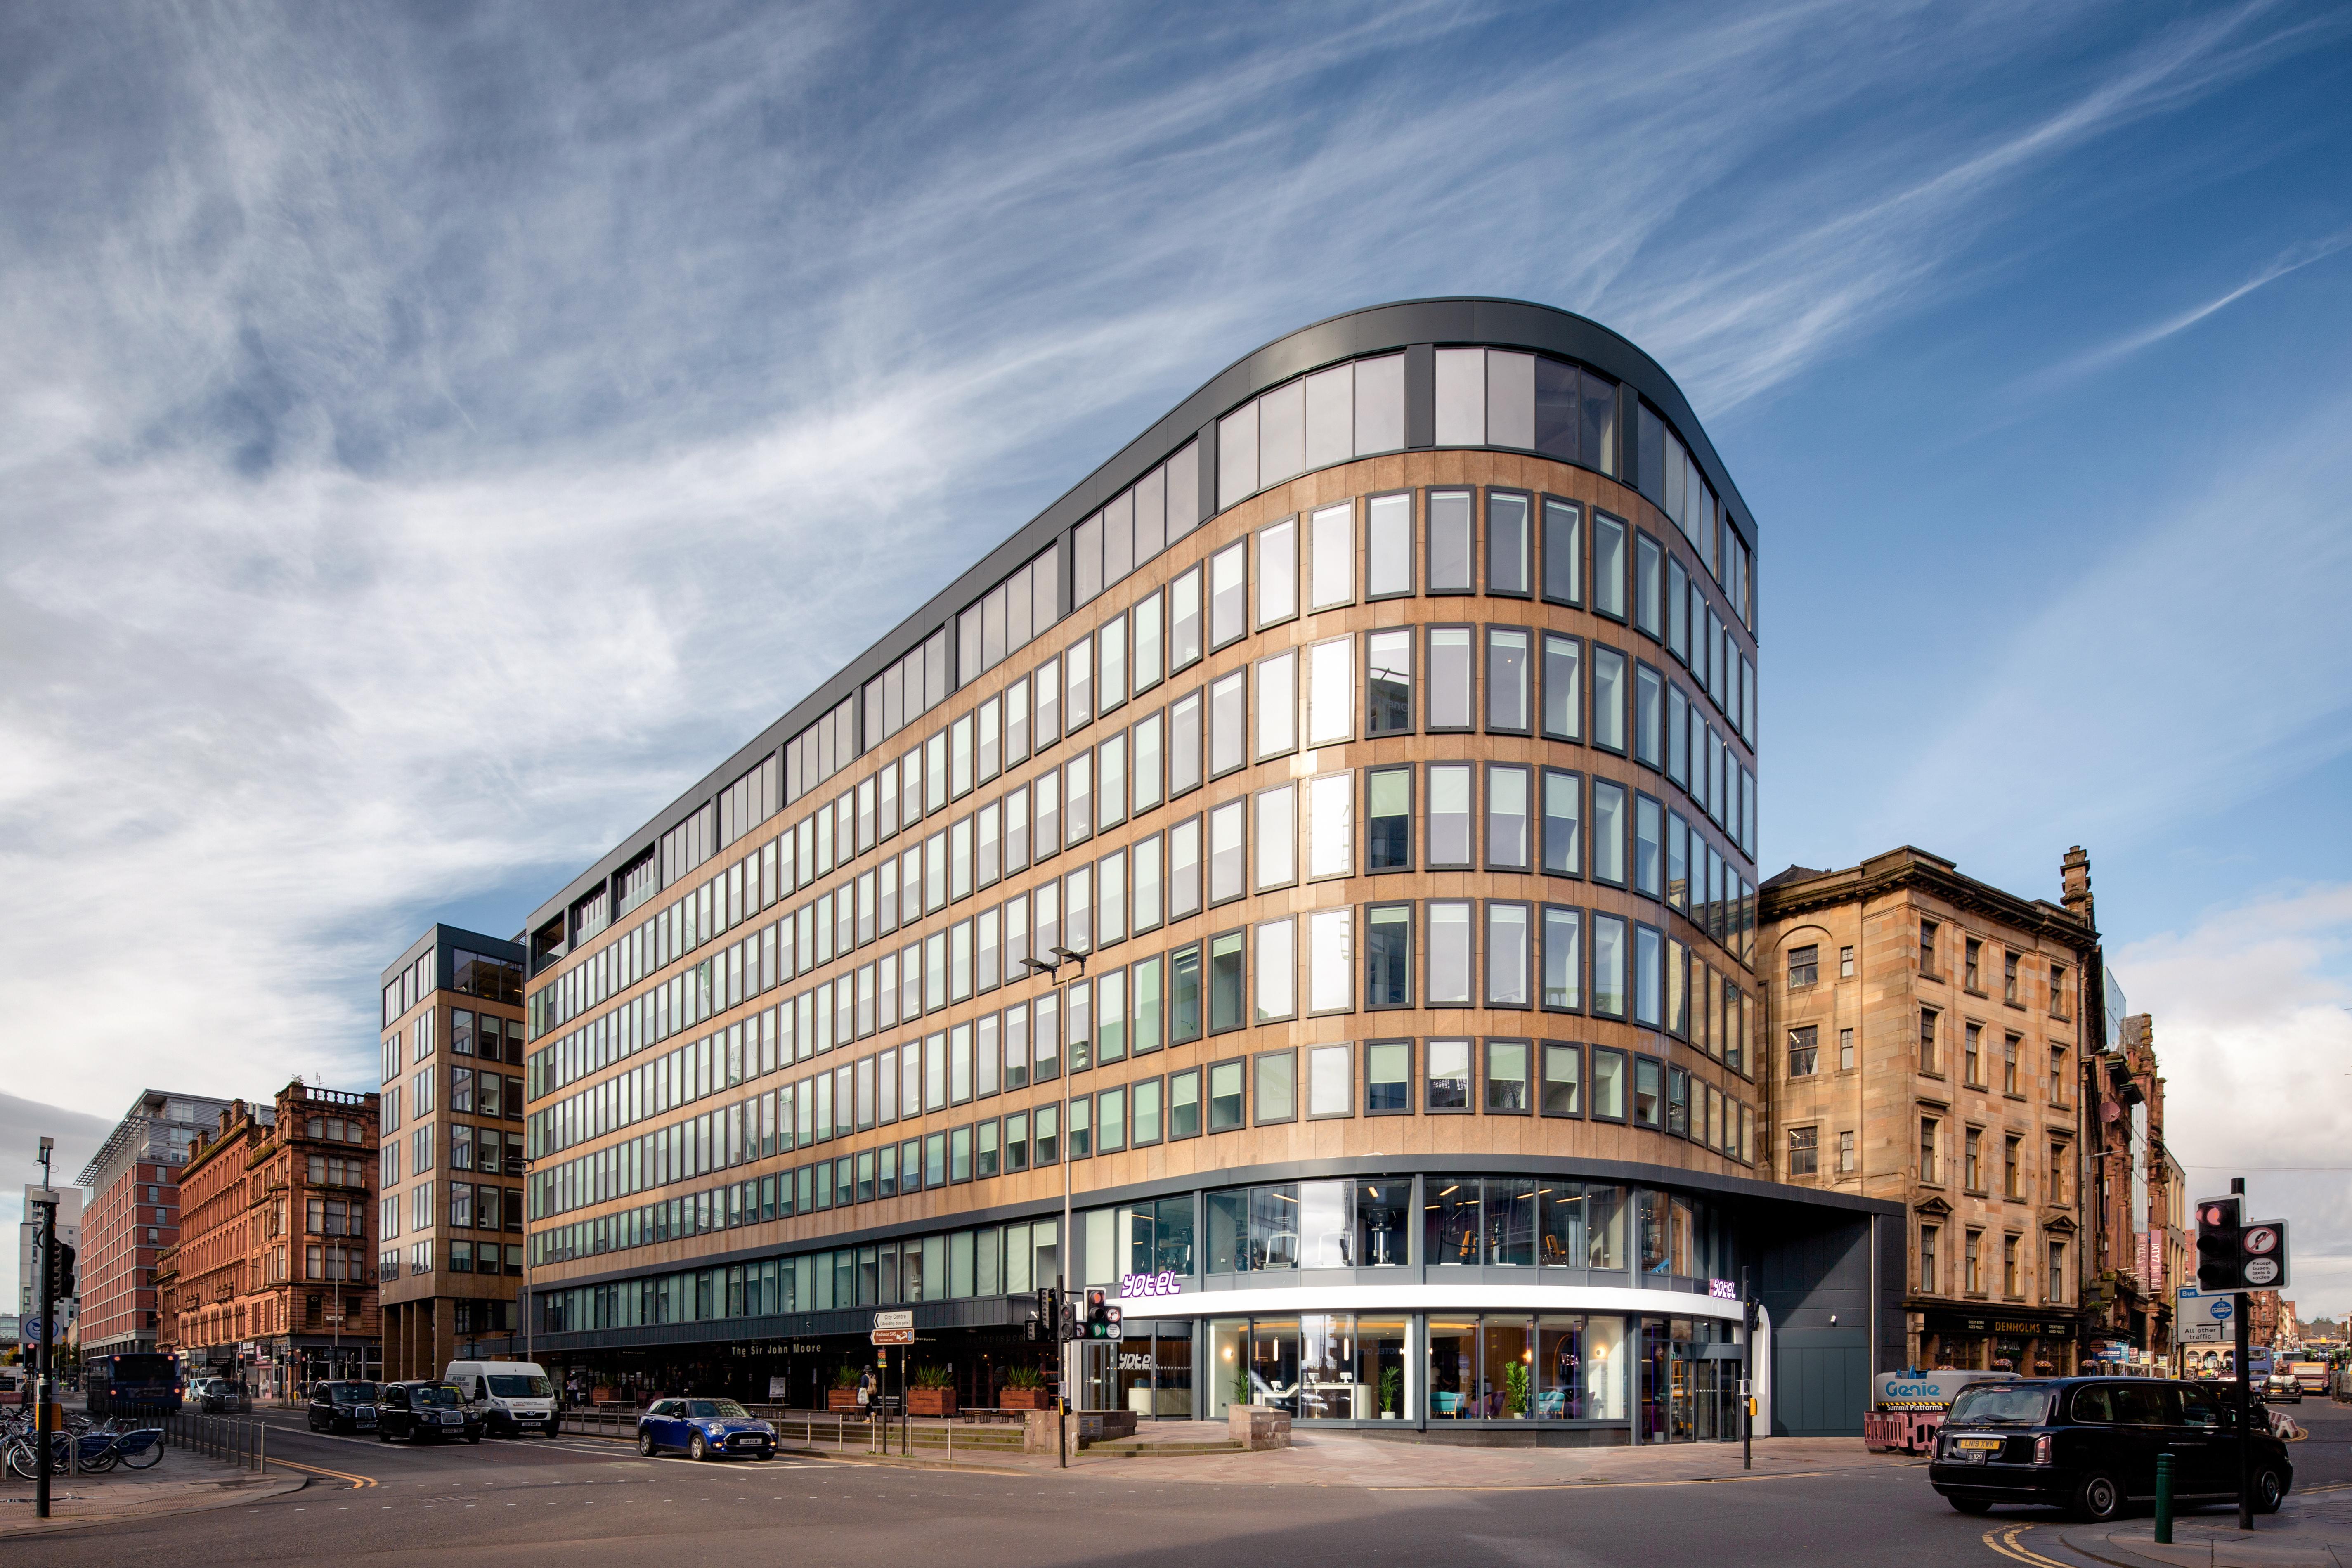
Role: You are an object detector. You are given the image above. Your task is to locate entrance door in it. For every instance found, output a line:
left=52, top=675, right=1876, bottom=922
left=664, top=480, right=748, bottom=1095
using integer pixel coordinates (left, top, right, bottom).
left=1075, top=1341, right=1116, bottom=1412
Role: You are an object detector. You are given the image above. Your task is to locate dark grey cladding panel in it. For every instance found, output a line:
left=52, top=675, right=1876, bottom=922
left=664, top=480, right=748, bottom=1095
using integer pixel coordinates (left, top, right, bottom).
left=527, top=296, right=1755, bottom=935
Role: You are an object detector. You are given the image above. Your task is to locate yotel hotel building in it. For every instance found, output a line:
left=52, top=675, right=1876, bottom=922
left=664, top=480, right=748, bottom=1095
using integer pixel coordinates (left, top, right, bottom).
left=511, top=299, right=1902, bottom=1442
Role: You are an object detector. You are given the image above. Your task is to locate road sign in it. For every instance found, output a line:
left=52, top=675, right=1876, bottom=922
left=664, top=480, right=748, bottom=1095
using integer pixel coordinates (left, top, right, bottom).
left=873, top=1310, right=913, bottom=1331
left=2246, top=1257, right=2281, bottom=1286
left=2245, top=1226, right=2279, bottom=1256
left=2211, top=1298, right=2233, bottom=1320
left=870, top=1327, right=915, bottom=1346
left=19, top=1318, right=39, bottom=1341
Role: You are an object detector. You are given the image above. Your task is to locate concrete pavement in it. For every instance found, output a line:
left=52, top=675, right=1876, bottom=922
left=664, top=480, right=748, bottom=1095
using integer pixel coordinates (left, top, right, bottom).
left=0, top=1461, right=306, bottom=1538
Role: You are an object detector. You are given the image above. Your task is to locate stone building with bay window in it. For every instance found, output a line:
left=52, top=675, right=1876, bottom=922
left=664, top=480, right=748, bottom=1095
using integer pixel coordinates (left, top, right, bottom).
left=501, top=298, right=1905, bottom=1442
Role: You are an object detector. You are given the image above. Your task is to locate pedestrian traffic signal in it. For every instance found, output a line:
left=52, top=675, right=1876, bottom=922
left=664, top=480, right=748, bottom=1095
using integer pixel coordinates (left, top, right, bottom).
left=1027, top=1285, right=1062, bottom=1342
left=2195, top=1197, right=2242, bottom=1292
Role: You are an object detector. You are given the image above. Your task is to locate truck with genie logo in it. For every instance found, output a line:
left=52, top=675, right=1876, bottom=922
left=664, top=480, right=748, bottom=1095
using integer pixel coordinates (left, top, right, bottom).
left=1863, top=1369, right=2018, bottom=1454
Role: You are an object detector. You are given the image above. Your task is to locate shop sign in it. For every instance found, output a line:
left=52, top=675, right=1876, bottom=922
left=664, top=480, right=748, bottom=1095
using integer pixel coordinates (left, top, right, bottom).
left=1116, top=1352, right=1153, bottom=1372
left=1119, top=1271, right=1184, bottom=1300
left=1707, top=1279, right=1738, bottom=1301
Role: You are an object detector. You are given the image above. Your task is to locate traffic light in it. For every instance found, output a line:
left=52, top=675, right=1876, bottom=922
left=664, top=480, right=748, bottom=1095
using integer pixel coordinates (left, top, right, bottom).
left=1026, top=1285, right=1060, bottom=1342
left=1083, top=1289, right=1124, bottom=1340
left=43, top=1242, right=76, bottom=1305
left=2196, top=1197, right=2242, bottom=1292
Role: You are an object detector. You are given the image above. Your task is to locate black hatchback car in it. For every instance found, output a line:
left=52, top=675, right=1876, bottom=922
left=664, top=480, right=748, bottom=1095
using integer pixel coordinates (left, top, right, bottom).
left=375, top=1380, right=485, bottom=1445
left=1930, top=1376, right=2292, bottom=1521
left=307, top=1380, right=381, bottom=1434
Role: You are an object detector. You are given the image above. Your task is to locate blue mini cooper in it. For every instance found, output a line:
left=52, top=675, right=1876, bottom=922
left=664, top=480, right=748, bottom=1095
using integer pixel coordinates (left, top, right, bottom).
left=636, top=1397, right=778, bottom=1461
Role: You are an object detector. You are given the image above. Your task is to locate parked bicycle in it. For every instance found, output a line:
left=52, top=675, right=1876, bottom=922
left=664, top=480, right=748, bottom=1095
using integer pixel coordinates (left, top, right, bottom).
left=2, top=1415, right=164, bottom=1478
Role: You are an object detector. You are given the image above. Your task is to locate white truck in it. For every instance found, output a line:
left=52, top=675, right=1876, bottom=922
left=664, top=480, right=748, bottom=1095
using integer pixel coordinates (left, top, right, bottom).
left=444, top=1359, right=558, bottom=1437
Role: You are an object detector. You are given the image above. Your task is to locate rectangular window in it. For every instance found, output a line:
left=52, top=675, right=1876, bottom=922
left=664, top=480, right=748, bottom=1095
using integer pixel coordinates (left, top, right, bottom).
left=1169, top=688, right=1202, bottom=796
left=1787, top=1126, right=1818, bottom=1177
left=1309, top=501, right=1354, bottom=611
left=1427, top=487, right=1473, bottom=593
left=1255, top=650, right=1296, bottom=759
left=1307, top=906, right=1352, bottom=1015
left=1366, top=903, right=1411, bottom=1009
left=1170, top=1067, right=1201, bottom=1139
left=1425, top=1038, right=1470, bottom=1112
left=1486, top=903, right=1531, bottom=1007
left=1254, top=918, right=1295, bottom=1024
left=1487, top=490, right=1530, bottom=595
left=1592, top=511, right=1626, bottom=620
left=1541, top=769, right=1580, bottom=876
left=1207, top=1058, right=1245, bottom=1132
left=1171, top=565, right=1203, bottom=671
left=1486, top=627, right=1530, bottom=733
left=1208, top=799, right=1246, bottom=905
left=1133, top=1080, right=1163, bottom=1145
left=1787, top=1026, right=1818, bottom=1077
left=1306, top=1043, right=1351, bottom=1119
left=1427, top=627, right=1473, bottom=730
left=1365, top=1039, right=1411, bottom=1114
left=1591, top=913, right=1627, bottom=1019
left=1540, top=1042, right=1581, bottom=1116
left=1366, top=492, right=1414, bottom=598
left=1541, top=905, right=1581, bottom=1010
left=1209, top=671, right=1246, bottom=777
left=1542, top=633, right=1580, bottom=741
left=1919, top=1009, right=1940, bottom=1075
left=1209, top=540, right=1247, bottom=650
left=1427, top=900, right=1473, bottom=1006
left=1589, top=780, right=1626, bottom=886
left=1484, top=764, right=1531, bottom=870
left=1426, top=762, right=1473, bottom=868
left=1208, top=930, right=1246, bottom=1034
left=1541, top=496, right=1580, bottom=605
left=1485, top=1039, right=1530, bottom=1113
left=1591, top=645, right=1626, bottom=752
left=1257, top=516, right=1297, bottom=628
left=1366, top=765, right=1412, bottom=872
left=1590, top=1046, right=1625, bottom=1120
left=1366, top=628, right=1412, bottom=736
left=1253, top=1049, right=1295, bottom=1124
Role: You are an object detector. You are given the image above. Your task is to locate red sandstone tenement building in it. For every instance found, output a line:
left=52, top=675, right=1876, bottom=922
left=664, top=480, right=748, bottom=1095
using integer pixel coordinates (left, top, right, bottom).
left=156, top=1081, right=381, bottom=1397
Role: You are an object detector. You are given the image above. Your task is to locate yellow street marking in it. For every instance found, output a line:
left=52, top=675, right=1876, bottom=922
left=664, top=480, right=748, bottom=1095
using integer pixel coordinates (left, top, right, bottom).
left=1981, top=1523, right=2070, bottom=1567
left=269, top=1455, right=378, bottom=1489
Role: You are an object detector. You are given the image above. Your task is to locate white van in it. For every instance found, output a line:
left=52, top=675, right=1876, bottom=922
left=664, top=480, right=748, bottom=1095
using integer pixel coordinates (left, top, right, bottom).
left=444, top=1360, right=558, bottom=1436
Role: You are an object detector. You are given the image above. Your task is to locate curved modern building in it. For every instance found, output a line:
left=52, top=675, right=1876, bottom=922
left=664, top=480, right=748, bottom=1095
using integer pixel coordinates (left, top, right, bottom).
left=492, top=299, right=1901, bottom=1442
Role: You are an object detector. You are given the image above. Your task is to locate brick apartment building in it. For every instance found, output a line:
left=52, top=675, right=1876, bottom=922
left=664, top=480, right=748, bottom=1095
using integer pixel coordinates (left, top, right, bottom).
left=157, top=1081, right=382, bottom=1398
left=76, top=1092, right=232, bottom=1359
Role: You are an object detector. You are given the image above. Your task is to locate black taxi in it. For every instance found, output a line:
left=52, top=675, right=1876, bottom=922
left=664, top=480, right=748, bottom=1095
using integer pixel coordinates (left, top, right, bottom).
left=1931, top=1376, right=2292, bottom=1521
left=376, top=1379, right=486, bottom=1445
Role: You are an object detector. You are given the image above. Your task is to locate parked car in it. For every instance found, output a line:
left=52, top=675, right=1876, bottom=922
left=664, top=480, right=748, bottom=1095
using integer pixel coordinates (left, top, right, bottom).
left=444, top=1360, right=558, bottom=1437
left=1931, top=1377, right=2292, bottom=1521
left=635, top=1397, right=777, bottom=1461
left=2265, top=1373, right=2303, bottom=1404
left=192, top=1377, right=253, bottom=1414
left=376, top=1380, right=484, bottom=1445
left=307, top=1380, right=381, bottom=1434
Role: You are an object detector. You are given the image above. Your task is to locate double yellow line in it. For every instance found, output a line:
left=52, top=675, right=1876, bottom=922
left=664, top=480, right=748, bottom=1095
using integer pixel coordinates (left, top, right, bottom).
left=1980, top=1524, right=2068, bottom=1567
left=269, top=1455, right=377, bottom=1489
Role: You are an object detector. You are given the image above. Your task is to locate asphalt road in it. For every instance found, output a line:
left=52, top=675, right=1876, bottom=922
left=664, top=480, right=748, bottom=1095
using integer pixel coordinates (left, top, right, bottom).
left=20, top=1396, right=2352, bottom=1568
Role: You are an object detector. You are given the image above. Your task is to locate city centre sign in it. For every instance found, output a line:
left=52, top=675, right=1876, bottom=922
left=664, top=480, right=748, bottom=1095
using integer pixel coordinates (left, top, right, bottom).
left=1119, top=1271, right=1184, bottom=1300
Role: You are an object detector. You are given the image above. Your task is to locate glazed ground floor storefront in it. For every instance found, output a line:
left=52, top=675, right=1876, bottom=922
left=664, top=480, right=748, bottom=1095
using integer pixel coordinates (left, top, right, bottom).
left=514, top=1290, right=1754, bottom=1443
left=189, top=1335, right=382, bottom=1402
left=1910, top=1307, right=2082, bottom=1377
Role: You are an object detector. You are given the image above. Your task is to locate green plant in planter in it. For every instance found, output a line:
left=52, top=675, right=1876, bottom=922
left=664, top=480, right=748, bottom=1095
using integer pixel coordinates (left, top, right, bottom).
left=1503, top=1360, right=1530, bottom=1418
left=1002, top=1365, right=1046, bottom=1391
left=832, top=1365, right=861, bottom=1390
left=1379, top=1366, right=1402, bottom=1416
left=910, top=1365, right=954, bottom=1390
left=1231, top=1358, right=1252, bottom=1410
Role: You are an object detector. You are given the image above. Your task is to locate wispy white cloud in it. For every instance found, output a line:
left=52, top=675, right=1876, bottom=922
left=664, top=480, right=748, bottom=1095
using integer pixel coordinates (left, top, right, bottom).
left=2020, top=229, right=2352, bottom=392
left=1, top=0, right=2344, bottom=1130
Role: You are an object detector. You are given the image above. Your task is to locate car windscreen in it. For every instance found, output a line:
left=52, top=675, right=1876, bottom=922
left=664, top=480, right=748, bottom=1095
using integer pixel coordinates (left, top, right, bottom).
left=1948, top=1386, right=2054, bottom=1426
left=333, top=1384, right=379, bottom=1403
left=686, top=1400, right=750, bottom=1419
left=414, top=1385, right=465, bottom=1408
left=487, top=1375, right=554, bottom=1398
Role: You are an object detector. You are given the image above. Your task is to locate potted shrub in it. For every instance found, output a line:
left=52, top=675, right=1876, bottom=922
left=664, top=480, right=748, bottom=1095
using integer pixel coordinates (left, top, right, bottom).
left=907, top=1365, right=957, bottom=1418
left=998, top=1365, right=1052, bottom=1410
left=1379, top=1367, right=1402, bottom=1419
left=825, top=1366, right=864, bottom=1413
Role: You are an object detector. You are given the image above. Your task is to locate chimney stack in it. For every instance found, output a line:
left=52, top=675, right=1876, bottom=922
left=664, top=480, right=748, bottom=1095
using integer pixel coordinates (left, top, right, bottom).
left=2061, top=846, right=2093, bottom=926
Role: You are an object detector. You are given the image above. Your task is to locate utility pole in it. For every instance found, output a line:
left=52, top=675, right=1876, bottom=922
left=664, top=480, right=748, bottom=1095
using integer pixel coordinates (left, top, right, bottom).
left=2233, top=1176, right=2252, bottom=1533
left=1741, top=1266, right=1755, bottom=1471
left=32, top=1136, right=58, bottom=1520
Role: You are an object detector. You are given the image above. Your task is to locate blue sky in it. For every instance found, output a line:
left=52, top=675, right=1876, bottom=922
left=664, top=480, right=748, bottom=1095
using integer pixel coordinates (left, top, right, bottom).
left=5, top=1, right=2350, bottom=1315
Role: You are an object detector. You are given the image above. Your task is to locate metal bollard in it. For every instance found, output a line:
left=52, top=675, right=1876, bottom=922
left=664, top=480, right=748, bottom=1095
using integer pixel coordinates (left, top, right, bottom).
left=2155, top=1452, right=2174, bottom=1544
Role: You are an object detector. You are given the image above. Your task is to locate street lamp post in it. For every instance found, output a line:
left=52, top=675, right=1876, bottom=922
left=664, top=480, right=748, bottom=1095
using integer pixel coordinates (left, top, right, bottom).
left=1024, top=948, right=1086, bottom=1469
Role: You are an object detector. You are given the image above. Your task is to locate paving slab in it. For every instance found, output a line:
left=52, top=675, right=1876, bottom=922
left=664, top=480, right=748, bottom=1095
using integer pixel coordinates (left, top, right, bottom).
left=0, top=1461, right=305, bottom=1537
left=2057, top=1489, right=2352, bottom=1568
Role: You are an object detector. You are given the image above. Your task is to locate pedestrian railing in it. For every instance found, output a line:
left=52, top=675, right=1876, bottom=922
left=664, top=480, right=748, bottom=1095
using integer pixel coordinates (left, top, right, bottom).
left=161, top=1411, right=267, bottom=1473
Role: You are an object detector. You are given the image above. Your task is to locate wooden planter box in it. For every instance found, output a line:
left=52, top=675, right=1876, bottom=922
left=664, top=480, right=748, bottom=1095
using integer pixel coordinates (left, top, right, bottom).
left=826, top=1388, right=866, bottom=1412
left=907, top=1388, right=958, bottom=1418
left=997, top=1387, right=1053, bottom=1410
